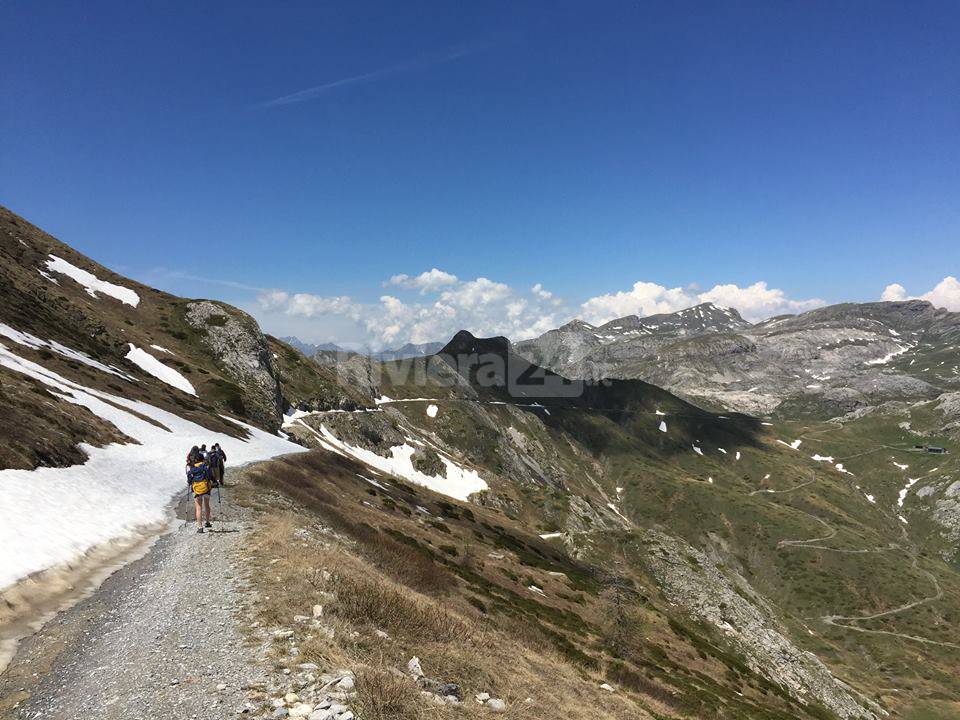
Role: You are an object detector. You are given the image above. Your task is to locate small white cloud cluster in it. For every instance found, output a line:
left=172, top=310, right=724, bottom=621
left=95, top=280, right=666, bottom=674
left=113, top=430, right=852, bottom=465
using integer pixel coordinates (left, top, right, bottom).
left=257, top=271, right=566, bottom=347
left=580, top=280, right=824, bottom=324
left=881, top=276, right=960, bottom=311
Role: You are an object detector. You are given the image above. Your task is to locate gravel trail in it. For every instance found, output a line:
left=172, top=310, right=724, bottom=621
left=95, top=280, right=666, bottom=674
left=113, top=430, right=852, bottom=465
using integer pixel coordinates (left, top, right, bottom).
left=1, top=468, right=268, bottom=719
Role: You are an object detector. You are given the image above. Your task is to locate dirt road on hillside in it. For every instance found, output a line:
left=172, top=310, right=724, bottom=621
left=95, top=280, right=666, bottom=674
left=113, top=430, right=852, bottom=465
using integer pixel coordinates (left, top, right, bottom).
left=0, top=468, right=269, bottom=719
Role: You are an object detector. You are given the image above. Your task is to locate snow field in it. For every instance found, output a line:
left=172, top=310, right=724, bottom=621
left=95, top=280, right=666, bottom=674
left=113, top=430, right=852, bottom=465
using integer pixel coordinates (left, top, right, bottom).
left=0, top=343, right=304, bottom=590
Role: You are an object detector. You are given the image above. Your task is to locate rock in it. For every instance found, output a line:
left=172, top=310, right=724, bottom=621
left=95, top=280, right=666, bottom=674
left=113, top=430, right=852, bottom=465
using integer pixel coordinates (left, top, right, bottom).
left=600, top=682, right=615, bottom=692
left=217, top=682, right=228, bottom=691
left=184, top=300, right=283, bottom=429
left=407, top=656, right=423, bottom=678
left=338, top=712, right=355, bottom=720
left=336, top=676, right=355, bottom=691
left=270, top=709, right=289, bottom=720
left=438, top=683, right=462, bottom=700
left=307, top=711, right=332, bottom=720
left=486, top=698, right=507, bottom=712
left=298, top=663, right=320, bottom=672
left=374, top=630, right=389, bottom=639
left=288, top=703, right=314, bottom=718
left=411, top=446, right=445, bottom=476
left=312, top=605, right=323, bottom=618
left=475, top=692, right=490, bottom=702
left=416, top=677, right=441, bottom=693
left=293, top=615, right=310, bottom=623
left=284, top=692, right=300, bottom=704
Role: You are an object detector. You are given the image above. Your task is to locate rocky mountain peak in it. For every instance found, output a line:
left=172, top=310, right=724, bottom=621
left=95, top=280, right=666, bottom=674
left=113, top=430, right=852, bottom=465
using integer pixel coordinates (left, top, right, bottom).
left=558, top=319, right=596, bottom=332
left=592, top=301, right=751, bottom=340
left=440, top=330, right=512, bottom=359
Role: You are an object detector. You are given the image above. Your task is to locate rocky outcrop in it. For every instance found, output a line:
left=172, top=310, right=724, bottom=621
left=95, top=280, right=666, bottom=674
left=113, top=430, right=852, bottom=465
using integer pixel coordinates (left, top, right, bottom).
left=185, top=301, right=282, bottom=429
left=642, top=529, right=879, bottom=719
left=937, top=392, right=960, bottom=434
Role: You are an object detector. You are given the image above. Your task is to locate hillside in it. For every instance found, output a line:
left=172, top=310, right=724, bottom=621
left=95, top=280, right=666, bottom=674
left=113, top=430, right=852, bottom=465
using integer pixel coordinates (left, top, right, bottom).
left=0, top=205, right=365, bottom=590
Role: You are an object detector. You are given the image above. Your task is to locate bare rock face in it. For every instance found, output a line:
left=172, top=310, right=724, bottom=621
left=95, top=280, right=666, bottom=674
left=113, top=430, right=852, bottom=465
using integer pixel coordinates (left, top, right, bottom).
left=643, top=529, right=878, bottom=720
left=937, top=392, right=960, bottom=433
left=411, top=446, right=445, bottom=477
left=185, top=301, right=282, bottom=429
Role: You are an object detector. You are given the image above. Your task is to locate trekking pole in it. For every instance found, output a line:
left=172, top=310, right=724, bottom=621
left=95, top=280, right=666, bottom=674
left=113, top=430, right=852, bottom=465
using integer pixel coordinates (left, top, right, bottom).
left=216, top=484, right=223, bottom=530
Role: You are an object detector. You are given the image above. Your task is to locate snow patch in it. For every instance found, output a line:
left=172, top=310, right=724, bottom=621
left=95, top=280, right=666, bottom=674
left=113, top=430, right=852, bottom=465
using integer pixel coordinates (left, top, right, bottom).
left=897, top=478, right=920, bottom=508
left=426, top=404, right=438, bottom=418
left=864, top=345, right=909, bottom=366
left=317, top=425, right=487, bottom=502
left=45, top=255, right=140, bottom=307
left=125, top=344, right=196, bottom=395
left=0, top=323, right=131, bottom=379
left=658, top=420, right=667, bottom=433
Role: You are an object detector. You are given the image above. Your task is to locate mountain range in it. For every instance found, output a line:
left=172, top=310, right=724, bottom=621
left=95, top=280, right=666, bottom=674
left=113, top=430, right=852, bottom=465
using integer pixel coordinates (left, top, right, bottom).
left=281, top=336, right=445, bottom=362
left=516, top=300, right=960, bottom=419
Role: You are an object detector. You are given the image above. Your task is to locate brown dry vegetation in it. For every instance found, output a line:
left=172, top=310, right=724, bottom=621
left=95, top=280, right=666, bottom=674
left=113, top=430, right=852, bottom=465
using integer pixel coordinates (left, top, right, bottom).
left=243, top=514, right=657, bottom=720
left=234, top=449, right=831, bottom=720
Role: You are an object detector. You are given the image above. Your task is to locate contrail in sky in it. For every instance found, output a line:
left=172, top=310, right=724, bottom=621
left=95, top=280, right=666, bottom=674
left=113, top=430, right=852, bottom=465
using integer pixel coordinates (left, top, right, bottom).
left=259, top=45, right=481, bottom=108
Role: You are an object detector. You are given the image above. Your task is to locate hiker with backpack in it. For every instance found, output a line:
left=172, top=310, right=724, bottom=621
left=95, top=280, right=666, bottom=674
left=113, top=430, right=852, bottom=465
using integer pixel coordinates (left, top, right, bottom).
left=208, top=443, right=227, bottom=487
left=186, top=445, right=214, bottom=533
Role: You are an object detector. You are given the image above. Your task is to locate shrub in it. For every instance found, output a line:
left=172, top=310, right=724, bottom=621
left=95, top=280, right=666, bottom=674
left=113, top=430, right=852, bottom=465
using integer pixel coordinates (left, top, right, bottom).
left=353, top=669, right=423, bottom=720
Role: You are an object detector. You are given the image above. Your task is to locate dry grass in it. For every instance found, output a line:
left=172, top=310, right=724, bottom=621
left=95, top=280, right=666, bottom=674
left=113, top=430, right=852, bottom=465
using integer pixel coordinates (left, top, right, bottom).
left=353, top=669, right=425, bottom=720
left=332, top=571, right=474, bottom=642
left=243, top=514, right=663, bottom=720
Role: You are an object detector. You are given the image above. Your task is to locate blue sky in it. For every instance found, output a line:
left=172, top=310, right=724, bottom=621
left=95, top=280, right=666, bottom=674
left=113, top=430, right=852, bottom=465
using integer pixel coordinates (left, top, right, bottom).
left=2, top=1, right=958, bottom=347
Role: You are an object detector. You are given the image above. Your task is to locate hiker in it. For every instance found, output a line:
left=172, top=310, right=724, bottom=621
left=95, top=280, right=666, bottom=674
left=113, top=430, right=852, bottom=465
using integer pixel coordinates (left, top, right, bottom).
left=199, top=443, right=208, bottom=460
left=186, top=449, right=214, bottom=533
left=209, top=442, right=226, bottom=487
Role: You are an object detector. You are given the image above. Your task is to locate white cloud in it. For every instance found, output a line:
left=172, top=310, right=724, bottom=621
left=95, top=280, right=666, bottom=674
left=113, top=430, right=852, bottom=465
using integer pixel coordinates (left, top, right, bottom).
left=387, top=268, right=459, bottom=294
left=699, top=282, right=824, bottom=320
left=881, top=276, right=960, bottom=311
left=258, top=290, right=360, bottom=319
left=580, top=280, right=823, bottom=324
left=531, top=283, right=552, bottom=300
left=257, top=271, right=569, bottom=348
left=580, top=282, right=696, bottom=324
left=881, top=283, right=907, bottom=302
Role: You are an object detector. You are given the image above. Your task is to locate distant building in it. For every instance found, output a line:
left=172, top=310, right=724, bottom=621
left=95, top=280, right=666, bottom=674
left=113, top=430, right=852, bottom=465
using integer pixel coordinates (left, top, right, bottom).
left=926, top=446, right=947, bottom=454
